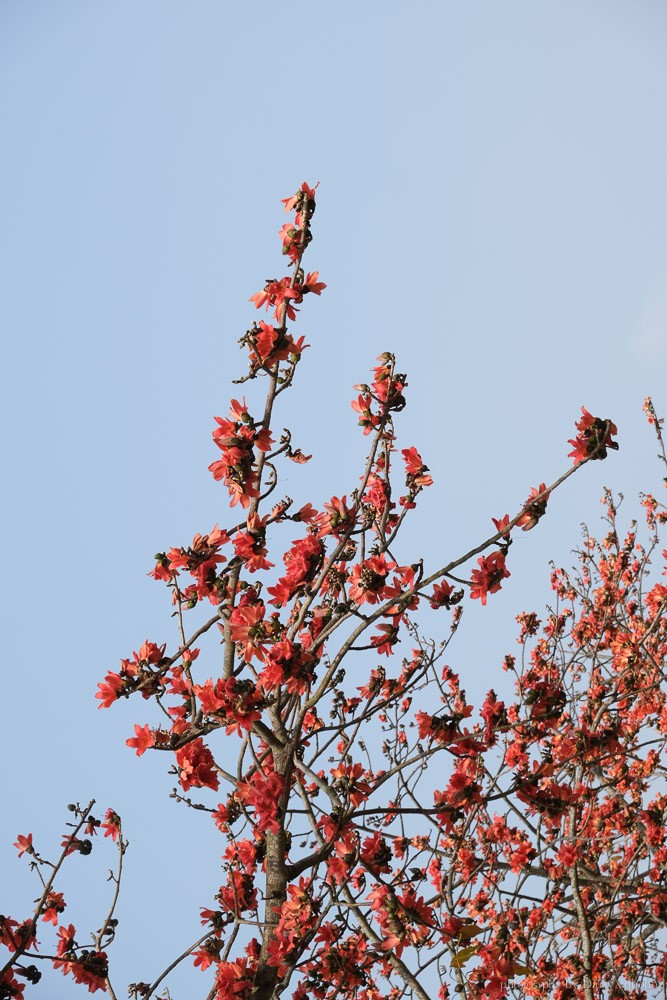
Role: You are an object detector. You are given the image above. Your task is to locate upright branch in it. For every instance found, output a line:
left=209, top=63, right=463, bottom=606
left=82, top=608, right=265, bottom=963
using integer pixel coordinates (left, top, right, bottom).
left=10, top=185, right=664, bottom=1000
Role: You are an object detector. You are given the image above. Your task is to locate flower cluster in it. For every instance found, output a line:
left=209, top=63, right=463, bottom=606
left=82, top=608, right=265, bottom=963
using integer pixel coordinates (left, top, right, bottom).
left=54, top=925, right=109, bottom=993
left=7, top=184, right=634, bottom=1000
left=6, top=804, right=122, bottom=996
left=568, top=406, right=619, bottom=464
left=87, top=188, right=628, bottom=1000
left=249, top=272, right=325, bottom=322
left=470, top=551, right=510, bottom=604
left=351, top=354, right=406, bottom=435
left=208, top=398, right=274, bottom=509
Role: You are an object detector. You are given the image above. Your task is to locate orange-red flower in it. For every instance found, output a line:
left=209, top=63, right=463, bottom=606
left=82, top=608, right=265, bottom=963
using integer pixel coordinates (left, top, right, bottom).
left=430, top=580, right=455, bottom=609
left=568, top=407, right=619, bottom=464
left=303, top=271, right=326, bottom=295
left=492, top=514, right=511, bottom=538
left=348, top=554, right=395, bottom=605
left=125, top=723, right=156, bottom=756
left=470, top=551, right=510, bottom=605
left=14, top=833, right=33, bottom=858
left=42, top=891, right=66, bottom=925
left=229, top=600, right=268, bottom=663
left=236, top=771, right=284, bottom=834
left=516, top=483, right=550, bottom=531
left=176, top=739, right=219, bottom=792
left=101, top=809, right=121, bottom=842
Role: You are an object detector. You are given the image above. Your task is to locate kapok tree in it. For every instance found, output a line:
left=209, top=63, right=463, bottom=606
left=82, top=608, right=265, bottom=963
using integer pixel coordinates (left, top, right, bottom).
left=4, top=184, right=666, bottom=1000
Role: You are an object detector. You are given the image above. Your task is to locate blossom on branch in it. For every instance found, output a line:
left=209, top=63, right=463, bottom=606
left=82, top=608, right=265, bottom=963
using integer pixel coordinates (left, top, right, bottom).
left=516, top=483, right=550, bottom=531
left=14, top=834, right=33, bottom=858
left=470, top=551, right=510, bottom=604
left=175, top=739, right=219, bottom=792
left=16, top=182, right=639, bottom=1000
left=568, top=406, right=619, bottom=464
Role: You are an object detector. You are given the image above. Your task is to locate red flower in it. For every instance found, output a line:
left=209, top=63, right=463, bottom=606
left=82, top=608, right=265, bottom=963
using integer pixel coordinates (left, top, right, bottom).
left=249, top=277, right=301, bottom=322
left=303, top=271, right=326, bottom=295
left=212, top=801, right=235, bottom=833
left=56, top=923, right=77, bottom=956
left=445, top=760, right=483, bottom=807
left=229, top=600, right=268, bottom=663
left=135, top=640, right=166, bottom=665
left=217, top=870, right=258, bottom=915
left=371, top=622, right=400, bottom=656
left=96, top=671, right=124, bottom=709
left=195, top=676, right=263, bottom=735
left=251, top=321, right=306, bottom=366
left=362, top=472, right=394, bottom=522
left=516, top=483, right=550, bottom=531
left=470, top=551, right=510, bottom=605
left=568, top=407, right=619, bottom=464
left=101, top=809, right=121, bottom=842
left=0, top=971, right=24, bottom=999
left=351, top=392, right=380, bottom=434
left=192, top=942, right=222, bottom=971
left=42, top=890, right=66, bottom=924
left=281, top=181, right=319, bottom=215
left=176, top=739, right=219, bottom=792
left=368, top=885, right=434, bottom=958
left=330, top=762, right=372, bottom=806
left=430, top=580, right=454, bottom=609
left=278, top=223, right=302, bottom=263
left=14, top=833, right=33, bottom=858
left=294, top=502, right=318, bottom=523
left=233, top=514, right=274, bottom=573
left=316, top=495, right=357, bottom=538
left=0, top=918, right=35, bottom=954
left=208, top=402, right=269, bottom=509
left=492, top=514, right=511, bottom=539
left=60, top=836, right=92, bottom=857
left=348, top=554, right=395, bottom=605
left=480, top=690, right=507, bottom=744
left=236, top=771, right=284, bottom=834
left=401, top=446, right=433, bottom=487
left=54, top=928, right=109, bottom=995
left=360, top=832, right=392, bottom=874
left=267, top=535, right=324, bottom=607
left=214, top=957, right=256, bottom=1000
left=259, top=639, right=317, bottom=695
left=126, top=723, right=156, bottom=756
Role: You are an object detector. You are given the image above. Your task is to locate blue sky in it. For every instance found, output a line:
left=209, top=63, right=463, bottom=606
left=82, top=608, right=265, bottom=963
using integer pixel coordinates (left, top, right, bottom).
left=2, top=2, right=667, bottom=995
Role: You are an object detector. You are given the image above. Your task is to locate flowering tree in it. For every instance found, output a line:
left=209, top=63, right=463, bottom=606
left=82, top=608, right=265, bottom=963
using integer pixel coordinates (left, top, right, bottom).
left=3, top=185, right=667, bottom=1000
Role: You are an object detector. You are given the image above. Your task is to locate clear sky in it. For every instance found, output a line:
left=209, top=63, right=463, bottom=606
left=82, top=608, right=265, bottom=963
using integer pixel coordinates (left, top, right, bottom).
left=2, top=2, right=667, bottom=996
